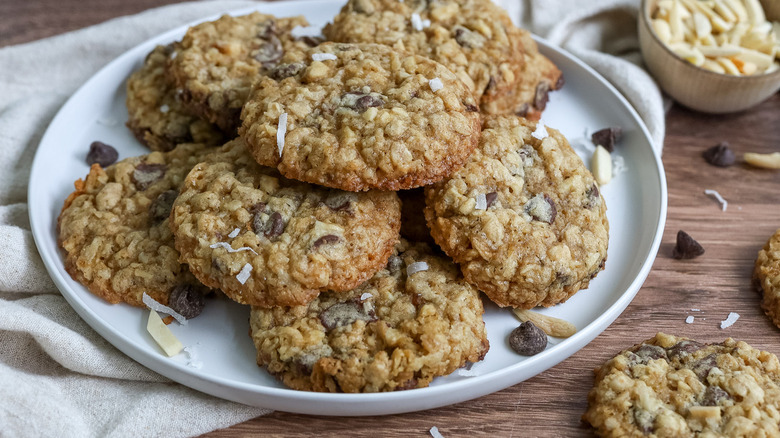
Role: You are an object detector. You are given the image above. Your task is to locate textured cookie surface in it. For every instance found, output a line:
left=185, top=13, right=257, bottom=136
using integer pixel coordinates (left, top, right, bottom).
left=171, top=138, right=401, bottom=307
left=479, top=31, right=563, bottom=120
left=323, top=0, right=524, bottom=104
left=168, top=13, right=313, bottom=133
left=58, top=143, right=214, bottom=307
left=754, top=228, right=780, bottom=328
left=126, top=44, right=224, bottom=151
left=240, top=42, right=481, bottom=191
left=584, top=333, right=780, bottom=437
left=425, top=115, right=608, bottom=308
left=249, top=239, right=489, bottom=392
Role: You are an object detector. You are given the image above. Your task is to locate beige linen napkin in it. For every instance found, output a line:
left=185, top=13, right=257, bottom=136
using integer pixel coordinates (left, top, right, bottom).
left=0, top=1, right=665, bottom=437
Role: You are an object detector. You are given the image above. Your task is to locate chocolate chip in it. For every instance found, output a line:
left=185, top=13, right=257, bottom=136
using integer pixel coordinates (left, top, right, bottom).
left=632, top=408, right=654, bottom=434
left=341, top=92, right=384, bottom=112
left=453, top=26, right=485, bottom=49
left=465, top=103, right=478, bottom=112
left=254, top=34, right=283, bottom=68
left=485, top=192, right=498, bottom=208
left=386, top=255, right=403, bottom=273
left=634, top=345, right=668, bottom=363
left=508, top=321, right=547, bottom=356
left=524, top=194, right=557, bottom=224
left=168, top=284, right=206, bottom=319
left=86, top=141, right=118, bottom=167
left=702, top=142, right=736, bottom=167
left=266, top=212, right=285, bottom=238
left=319, top=300, right=377, bottom=331
left=253, top=209, right=286, bottom=240
left=672, top=230, right=705, bottom=259
left=702, top=386, right=731, bottom=406
left=591, top=127, right=623, bottom=153
left=149, top=190, right=178, bottom=223
left=515, top=103, right=530, bottom=117
left=270, top=62, right=305, bottom=80
left=313, top=234, right=340, bottom=248
left=692, top=354, right=718, bottom=381
left=585, top=183, right=600, bottom=209
left=250, top=202, right=267, bottom=215
left=395, top=378, right=418, bottom=391
left=323, top=191, right=357, bottom=212
left=667, top=340, right=704, bottom=360
left=533, top=82, right=550, bottom=111
left=132, top=163, right=167, bottom=191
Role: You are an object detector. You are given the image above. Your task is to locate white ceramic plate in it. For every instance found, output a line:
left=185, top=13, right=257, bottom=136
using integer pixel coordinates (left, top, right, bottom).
left=29, top=0, right=667, bottom=416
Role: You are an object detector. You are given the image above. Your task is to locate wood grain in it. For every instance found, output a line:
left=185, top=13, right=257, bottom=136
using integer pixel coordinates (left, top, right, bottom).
left=4, top=1, right=779, bottom=437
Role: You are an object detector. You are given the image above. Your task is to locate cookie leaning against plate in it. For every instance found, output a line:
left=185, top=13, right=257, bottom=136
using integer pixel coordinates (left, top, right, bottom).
left=240, top=42, right=481, bottom=192
left=754, top=228, right=780, bottom=328
left=126, top=44, right=224, bottom=151
left=249, top=239, right=489, bottom=392
left=424, top=115, right=608, bottom=309
left=171, top=138, right=401, bottom=307
left=167, top=13, right=313, bottom=133
left=584, top=333, right=780, bottom=437
left=322, top=0, right=525, bottom=104
left=58, top=143, right=214, bottom=307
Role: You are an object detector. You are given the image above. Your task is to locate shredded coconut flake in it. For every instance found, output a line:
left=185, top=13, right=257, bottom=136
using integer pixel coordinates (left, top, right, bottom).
left=407, top=261, right=429, bottom=276
left=704, top=189, right=728, bottom=212
left=720, top=312, right=739, bottom=329
left=311, top=53, right=337, bottom=61
left=429, top=77, right=443, bottom=92
left=228, top=228, right=241, bottom=238
left=96, top=117, right=118, bottom=126
left=360, top=292, right=372, bottom=301
left=411, top=13, right=431, bottom=31
left=612, top=154, right=626, bottom=178
left=276, top=112, right=288, bottom=157
left=457, top=368, right=480, bottom=377
left=159, top=104, right=170, bottom=113
left=236, top=263, right=253, bottom=285
left=430, top=426, right=444, bottom=438
left=685, top=315, right=695, bottom=324
left=209, top=242, right=258, bottom=255
left=142, top=292, right=188, bottom=325
left=291, top=25, right=323, bottom=38
left=183, top=346, right=203, bottom=368
left=474, top=193, right=487, bottom=210
left=170, top=51, right=178, bottom=60
left=691, top=308, right=701, bottom=312
left=531, top=122, right=549, bottom=140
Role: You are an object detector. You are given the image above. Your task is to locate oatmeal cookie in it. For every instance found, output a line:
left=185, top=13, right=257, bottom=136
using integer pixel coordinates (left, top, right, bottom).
left=479, top=31, right=564, bottom=120
left=126, top=44, right=224, bottom=151
left=754, top=228, right=780, bottom=328
left=168, top=13, right=313, bottom=133
left=323, top=0, right=525, bottom=104
left=424, top=115, right=608, bottom=308
left=58, top=143, right=214, bottom=307
left=171, top=138, right=401, bottom=307
left=249, top=239, right=489, bottom=392
left=584, top=333, right=780, bottom=437
left=240, top=42, right=481, bottom=191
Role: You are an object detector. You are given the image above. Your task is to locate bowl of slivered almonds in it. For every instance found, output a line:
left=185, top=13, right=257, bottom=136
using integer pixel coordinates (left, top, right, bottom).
left=639, top=0, right=780, bottom=113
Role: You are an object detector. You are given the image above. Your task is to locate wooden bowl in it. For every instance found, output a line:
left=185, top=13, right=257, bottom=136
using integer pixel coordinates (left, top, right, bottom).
left=639, top=0, right=780, bottom=113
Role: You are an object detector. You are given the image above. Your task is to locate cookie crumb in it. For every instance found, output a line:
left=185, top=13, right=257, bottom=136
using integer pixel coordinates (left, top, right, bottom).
left=429, top=426, right=444, bottom=438
left=228, top=228, right=241, bottom=238
left=686, top=315, right=694, bottom=324
left=311, top=53, right=337, bottom=61
left=406, top=261, right=429, bottom=276
left=142, top=292, right=188, bottom=325
left=474, top=193, right=487, bottom=210
left=209, top=242, right=258, bottom=255
left=277, top=112, right=288, bottom=156
left=236, top=263, right=253, bottom=285
left=531, top=122, right=548, bottom=140
left=704, top=189, right=728, bottom=212
left=720, top=312, right=739, bottom=329
left=411, top=13, right=431, bottom=31
left=429, top=77, right=443, bottom=92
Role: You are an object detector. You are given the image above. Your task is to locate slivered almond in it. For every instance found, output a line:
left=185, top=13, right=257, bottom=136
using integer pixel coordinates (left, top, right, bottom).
left=512, top=308, right=577, bottom=338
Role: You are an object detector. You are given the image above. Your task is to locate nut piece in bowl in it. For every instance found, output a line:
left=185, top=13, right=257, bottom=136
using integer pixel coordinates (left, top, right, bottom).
left=638, top=0, right=780, bottom=113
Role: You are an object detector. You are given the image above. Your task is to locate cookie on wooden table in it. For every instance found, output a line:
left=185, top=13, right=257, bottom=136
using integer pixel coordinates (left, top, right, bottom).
left=126, top=44, right=224, bottom=151
left=754, top=228, right=780, bottom=328
left=58, top=143, right=214, bottom=308
left=170, top=138, right=401, bottom=307
left=584, top=333, right=780, bottom=437
left=424, top=115, right=608, bottom=309
left=249, top=239, right=489, bottom=392
left=240, top=42, right=481, bottom=191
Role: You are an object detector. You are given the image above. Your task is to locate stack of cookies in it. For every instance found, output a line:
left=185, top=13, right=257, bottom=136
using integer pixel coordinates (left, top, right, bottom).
left=57, top=0, right=609, bottom=393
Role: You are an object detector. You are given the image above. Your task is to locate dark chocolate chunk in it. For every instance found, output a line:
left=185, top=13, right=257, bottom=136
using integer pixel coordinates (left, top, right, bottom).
left=667, top=340, right=704, bottom=360
left=86, top=141, right=118, bottom=167
left=634, top=344, right=668, bottom=363
left=168, top=284, right=206, bottom=319
left=672, top=230, right=705, bottom=260
left=701, top=386, right=731, bottom=406
left=313, top=234, right=340, bottom=249
left=465, top=103, right=479, bottom=112
left=692, top=354, right=718, bottom=381
left=533, top=82, right=550, bottom=111
left=254, top=35, right=283, bottom=68
left=266, top=212, right=285, bottom=238
left=702, top=142, right=736, bottom=167
left=323, top=191, right=357, bottom=212
left=485, top=192, right=498, bottom=208
left=585, top=183, right=601, bottom=209
left=515, top=103, right=530, bottom=117
left=253, top=209, right=286, bottom=239
left=524, top=194, right=557, bottom=224
left=149, top=190, right=178, bottom=223
left=395, top=378, right=418, bottom=391
left=132, top=163, right=167, bottom=191
left=342, top=92, right=384, bottom=113
left=319, top=300, right=377, bottom=331
left=591, top=127, right=623, bottom=153
left=270, top=62, right=305, bottom=80
left=508, top=321, right=547, bottom=356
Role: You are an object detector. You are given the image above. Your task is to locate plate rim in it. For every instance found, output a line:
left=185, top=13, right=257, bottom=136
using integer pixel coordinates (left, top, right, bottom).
left=28, top=0, right=668, bottom=416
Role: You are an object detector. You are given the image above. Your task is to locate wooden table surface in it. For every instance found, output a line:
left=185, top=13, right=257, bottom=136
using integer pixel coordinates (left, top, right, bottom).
left=4, top=0, right=780, bottom=436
